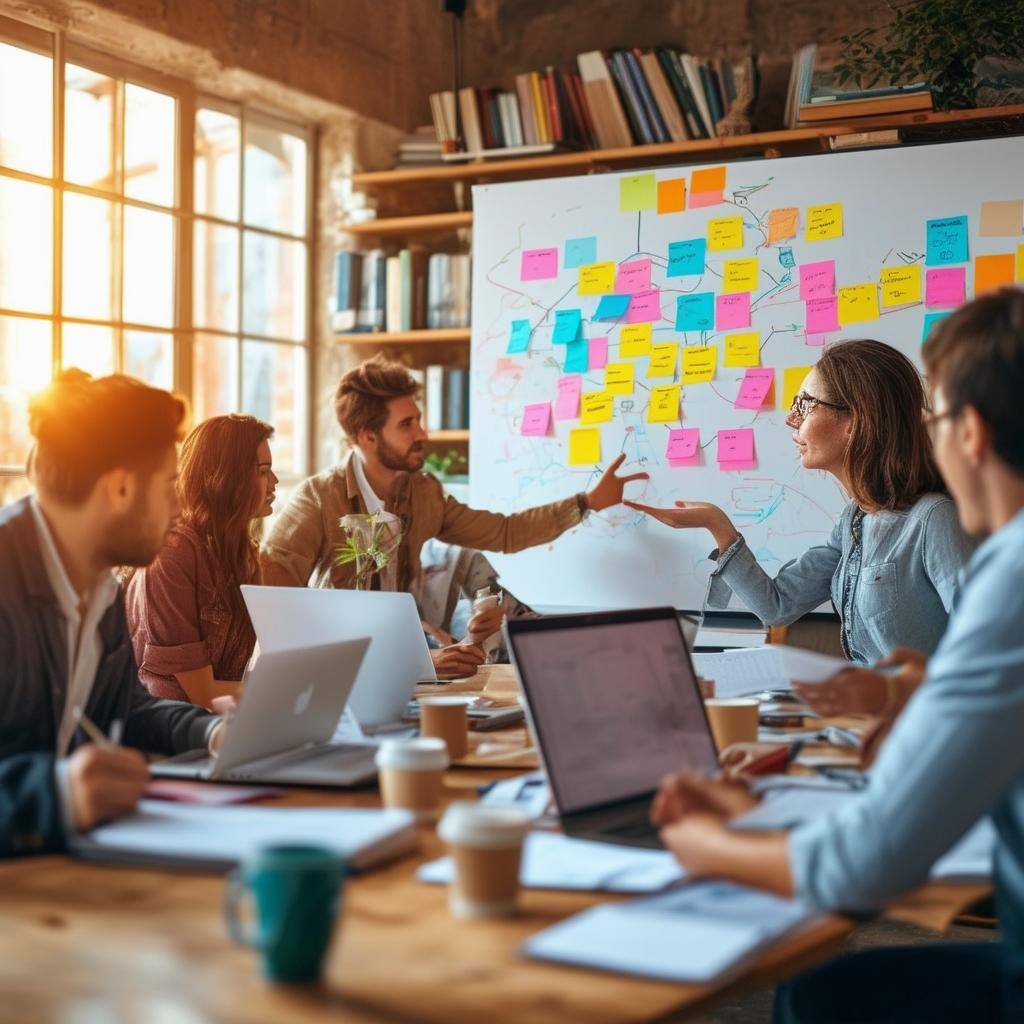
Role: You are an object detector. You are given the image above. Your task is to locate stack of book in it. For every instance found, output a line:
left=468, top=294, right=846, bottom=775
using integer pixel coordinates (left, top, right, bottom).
left=422, top=365, right=470, bottom=432
left=395, top=126, right=444, bottom=167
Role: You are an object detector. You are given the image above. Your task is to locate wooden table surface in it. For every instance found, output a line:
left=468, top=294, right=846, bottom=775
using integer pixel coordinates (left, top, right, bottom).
left=0, top=668, right=990, bottom=1024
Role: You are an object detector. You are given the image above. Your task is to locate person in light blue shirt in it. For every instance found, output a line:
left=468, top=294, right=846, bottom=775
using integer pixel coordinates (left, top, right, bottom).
left=651, top=289, right=1024, bottom=1023
left=627, top=339, right=974, bottom=664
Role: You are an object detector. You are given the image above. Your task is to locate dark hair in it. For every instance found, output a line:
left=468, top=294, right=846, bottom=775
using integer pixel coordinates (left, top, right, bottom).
left=814, top=339, right=944, bottom=513
left=922, top=288, right=1024, bottom=474
left=333, top=355, right=420, bottom=441
left=28, top=369, right=188, bottom=505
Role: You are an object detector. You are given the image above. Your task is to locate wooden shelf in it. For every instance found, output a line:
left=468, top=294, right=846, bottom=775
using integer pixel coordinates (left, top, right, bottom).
left=428, top=429, right=469, bottom=443
left=342, top=211, right=472, bottom=237
left=334, top=328, right=470, bottom=346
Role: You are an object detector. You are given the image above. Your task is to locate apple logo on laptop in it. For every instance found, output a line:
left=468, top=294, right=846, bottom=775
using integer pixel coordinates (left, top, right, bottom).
left=293, top=684, right=314, bottom=716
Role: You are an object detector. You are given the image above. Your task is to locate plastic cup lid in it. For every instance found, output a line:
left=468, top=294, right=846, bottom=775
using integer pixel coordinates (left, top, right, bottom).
left=437, top=800, right=530, bottom=848
left=374, top=736, right=449, bottom=771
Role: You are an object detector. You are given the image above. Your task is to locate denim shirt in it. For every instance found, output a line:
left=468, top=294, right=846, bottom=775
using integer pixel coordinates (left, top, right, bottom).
left=704, top=493, right=974, bottom=664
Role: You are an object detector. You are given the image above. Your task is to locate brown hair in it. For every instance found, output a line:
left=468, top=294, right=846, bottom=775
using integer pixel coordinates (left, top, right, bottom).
left=923, top=287, right=1024, bottom=474
left=814, top=339, right=944, bottom=513
left=333, top=356, right=420, bottom=441
left=29, top=369, right=188, bottom=505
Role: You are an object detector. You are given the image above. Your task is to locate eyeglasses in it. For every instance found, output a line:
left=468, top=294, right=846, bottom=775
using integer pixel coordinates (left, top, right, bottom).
left=922, top=409, right=957, bottom=436
left=788, top=391, right=848, bottom=422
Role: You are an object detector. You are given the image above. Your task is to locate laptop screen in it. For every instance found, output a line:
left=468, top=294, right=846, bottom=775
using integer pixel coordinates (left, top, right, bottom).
left=508, top=609, right=719, bottom=815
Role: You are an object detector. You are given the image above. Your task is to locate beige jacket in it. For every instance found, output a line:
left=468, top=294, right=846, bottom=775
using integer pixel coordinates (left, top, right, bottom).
left=261, top=452, right=585, bottom=591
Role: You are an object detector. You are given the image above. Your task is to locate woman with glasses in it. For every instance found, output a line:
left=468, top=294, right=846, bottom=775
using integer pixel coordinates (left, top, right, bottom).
left=627, top=339, right=974, bottom=668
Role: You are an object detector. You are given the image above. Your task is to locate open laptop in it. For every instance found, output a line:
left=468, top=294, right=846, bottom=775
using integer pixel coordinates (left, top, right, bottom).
left=505, top=607, right=718, bottom=849
left=152, top=637, right=382, bottom=787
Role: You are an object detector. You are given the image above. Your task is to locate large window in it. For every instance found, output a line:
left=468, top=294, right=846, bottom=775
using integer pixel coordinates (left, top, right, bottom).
left=0, top=18, right=312, bottom=503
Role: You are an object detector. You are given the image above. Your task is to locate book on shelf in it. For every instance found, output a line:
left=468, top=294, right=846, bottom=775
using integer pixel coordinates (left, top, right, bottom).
left=395, top=126, right=444, bottom=167
left=426, top=253, right=471, bottom=330
left=334, top=247, right=432, bottom=335
left=424, top=365, right=470, bottom=432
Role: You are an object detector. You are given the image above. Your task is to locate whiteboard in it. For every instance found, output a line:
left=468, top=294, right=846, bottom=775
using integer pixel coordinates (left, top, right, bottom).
left=468, top=137, right=1024, bottom=610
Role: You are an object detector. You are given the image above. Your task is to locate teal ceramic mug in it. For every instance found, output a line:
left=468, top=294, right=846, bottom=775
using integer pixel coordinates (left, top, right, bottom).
left=224, top=845, right=347, bottom=983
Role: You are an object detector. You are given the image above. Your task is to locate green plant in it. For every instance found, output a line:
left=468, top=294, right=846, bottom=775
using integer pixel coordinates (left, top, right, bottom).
left=835, top=0, right=1024, bottom=111
left=423, top=448, right=467, bottom=478
left=334, top=511, right=402, bottom=590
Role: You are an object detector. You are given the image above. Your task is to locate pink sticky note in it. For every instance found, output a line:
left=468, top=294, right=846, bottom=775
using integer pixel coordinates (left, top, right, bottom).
left=520, top=248, right=558, bottom=281
left=615, top=259, right=652, bottom=294
left=806, top=296, right=840, bottom=333
left=589, top=336, right=608, bottom=369
left=734, top=368, right=775, bottom=410
left=715, top=291, right=751, bottom=330
left=690, top=190, right=724, bottom=209
left=666, top=427, right=700, bottom=466
left=554, top=376, right=582, bottom=420
left=805, top=332, right=827, bottom=347
left=799, top=260, right=836, bottom=300
left=626, top=288, right=662, bottom=323
left=717, top=428, right=756, bottom=470
left=925, top=266, right=966, bottom=308
left=521, top=403, right=551, bottom=436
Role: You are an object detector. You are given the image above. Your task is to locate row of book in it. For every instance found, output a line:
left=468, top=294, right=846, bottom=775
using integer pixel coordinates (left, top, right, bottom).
left=407, top=366, right=470, bottom=432
left=333, top=251, right=471, bottom=333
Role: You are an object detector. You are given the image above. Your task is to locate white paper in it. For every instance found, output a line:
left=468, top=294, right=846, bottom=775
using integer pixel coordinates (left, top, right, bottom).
left=693, top=646, right=852, bottom=699
left=480, top=771, right=551, bottom=819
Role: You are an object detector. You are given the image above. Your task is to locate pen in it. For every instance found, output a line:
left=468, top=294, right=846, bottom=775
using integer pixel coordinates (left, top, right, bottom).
left=73, top=707, right=122, bottom=750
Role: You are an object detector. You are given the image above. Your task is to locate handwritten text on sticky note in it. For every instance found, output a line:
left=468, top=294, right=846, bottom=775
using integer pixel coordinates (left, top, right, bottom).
left=521, top=403, right=551, bottom=436
left=521, top=248, right=558, bottom=280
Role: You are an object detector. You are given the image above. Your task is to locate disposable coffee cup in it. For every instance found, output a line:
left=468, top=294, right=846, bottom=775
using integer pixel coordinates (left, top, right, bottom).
left=419, top=695, right=470, bottom=760
left=437, top=802, right=530, bottom=919
left=704, top=697, right=760, bottom=753
left=374, top=737, right=448, bottom=823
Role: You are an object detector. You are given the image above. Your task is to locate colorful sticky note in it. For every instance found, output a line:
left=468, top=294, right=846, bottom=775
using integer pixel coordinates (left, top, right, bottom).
left=979, top=200, right=1023, bottom=238
left=723, top=258, right=759, bottom=294
left=578, top=261, right=616, bottom=296
left=589, top=336, right=609, bottom=369
left=724, top=332, right=760, bottom=368
left=626, top=288, right=661, bottom=324
left=717, top=429, right=755, bottom=470
left=564, top=236, right=598, bottom=269
left=782, top=367, right=812, bottom=411
left=605, top=362, right=634, bottom=395
left=1017, top=244, right=1024, bottom=282
left=767, top=207, right=799, bottom=245
left=657, top=178, right=686, bottom=214
left=676, top=292, right=715, bottom=332
left=799, top=261, right=836, bottom=300
left=716, top=292, right=751, bottom=331
left=581, top=391, right=613, bottom=424
left=615, top=259, right=652, bottom=294
left=837, top=283, right=880, bottom=325
left=648, top=384, right=681, bottom=423
left=881, top=265, right=923, bottom=306
left=619, top=173, right=657, bottom=212
left=735, top=368, right=775, bottom=410
left=805, top=204, right=843, bottom=242
left=620, top=323, right=652, bottom=357
left=507, top=319, right=531, bottom=353
left=806, top=296, right=840, bottom=334
left=974, top=253, right=1015, bottom=295
left=666, top=427, right=700, bottom=466
left=647, top=343, right=679, bottom=378
left=925, top=267, right=966, bottom=308
left=805, top=333, right=828, bottom=347
left=682, top=345, right=717, bottom=384
left=564, top=337, right=589, bottom=373
left=552, top=308, right=583, bottom=344
left=521, top=248, right=558, bottom=280
left=667, top=238, right=706, bottom=277
left=922, top=311, right=951, bottom=343
left=594, top=293, right=630, bottom=320
left=690, top=166, right=726, bottom=207
left=707, top=216, right=744, bottom=252
left=554, top=375, right=582, bottom=420
left=926, top=216, right=969, bottom=266
left=520, top=403, right=551, bottom=437
left=568, top=427, right=601, bottom=466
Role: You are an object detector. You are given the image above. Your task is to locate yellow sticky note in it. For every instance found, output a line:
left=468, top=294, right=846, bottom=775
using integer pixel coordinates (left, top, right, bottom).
left=619, top=323, right=652, bottom=357
left=648, top=384, right=681, bottom=423
left=724, top=332, right=760, bottom=367
left=619, top=173, right=657, bottom=212
left=682, top=345, right=717, bottom=384
left=837, top=283, right=880, bottom=325
left=767, top=207, right=799, bottom=245
left=805, top=203, right=843, bottom=242
left=707, top=216, right=744, bottom=252
left=605, top=362, right=634, bottom=395
left=580, top=390, right=613, bottom=424
left=880, top=265, right=922, bottom=306
left=578, top=261, right=616, bottom=296
left=569, top=427, right=601, bottom=466
left=647, top=342, right=678, bottom=378
left=782, top=366, right=812, bottom=411
left=723, top=258, right=759, bottom=294
left=1017, top=244, right=1024, bottom=282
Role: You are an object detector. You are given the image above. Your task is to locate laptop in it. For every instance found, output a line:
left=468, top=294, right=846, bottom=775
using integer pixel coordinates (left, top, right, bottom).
left=241, top=586, right=436, bottom=730
left=151, top=637, right=383, bottom=787
left=505, top=607, right=718, bottom=849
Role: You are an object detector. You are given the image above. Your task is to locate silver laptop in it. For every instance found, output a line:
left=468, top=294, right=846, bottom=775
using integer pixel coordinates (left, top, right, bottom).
left=506, top=607, right=718, bottom=849
left=241, top=586, right=436, bottom=730
left=152, top=637, right=381, bottom=787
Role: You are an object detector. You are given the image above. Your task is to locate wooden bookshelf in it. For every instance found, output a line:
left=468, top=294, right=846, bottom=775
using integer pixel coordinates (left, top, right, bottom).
left=428, top=429, right=470, bottom=443
left=336, top=328, right=470, bottom=346
left=344, top=211, right=472, bottom=238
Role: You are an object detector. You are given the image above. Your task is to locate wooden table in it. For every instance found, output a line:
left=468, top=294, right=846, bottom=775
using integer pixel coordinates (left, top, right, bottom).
left=0, top=670, right=989, bottom=1024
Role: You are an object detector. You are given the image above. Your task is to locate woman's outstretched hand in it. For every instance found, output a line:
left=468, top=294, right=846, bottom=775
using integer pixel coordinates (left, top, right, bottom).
left=625, top=499, right=740, bottom=551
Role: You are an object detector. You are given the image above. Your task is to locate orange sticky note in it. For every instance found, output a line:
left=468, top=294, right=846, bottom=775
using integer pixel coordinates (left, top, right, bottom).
left=691, top=166, right=726, bottom=195
left=767, top=208, right=799, bottom=245
left=657, top=178, right=686, bottom=214
left=974, top=254, right=1015, bottom=295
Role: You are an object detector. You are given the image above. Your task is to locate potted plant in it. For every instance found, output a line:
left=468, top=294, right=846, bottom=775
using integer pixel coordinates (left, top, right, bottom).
left=334, top=511, right=403, bottom=591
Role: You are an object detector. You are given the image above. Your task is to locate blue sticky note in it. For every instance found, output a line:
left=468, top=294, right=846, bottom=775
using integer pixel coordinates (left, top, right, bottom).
left=667, top=238, right=706, bottom=277
left=564, top=236, right=598, bottom=269
left=552, top=308, right=583, bottom=344
left=676, top=292, right=715, bottom=332
left=926, top=216, right=968, bottom=266
left=507, top=319, right=531, bottom=353
left=564, top=337, right=589, bottom=373
left=778, top=246, right=796, bottom=269
left=922, top=311, right=952, bottom=342
left=594, top=294, right=631, bottom=321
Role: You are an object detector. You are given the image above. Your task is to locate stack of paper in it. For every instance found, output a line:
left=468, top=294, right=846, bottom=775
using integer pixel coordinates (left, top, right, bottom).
left=693, top=646, right=852, bottom=699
